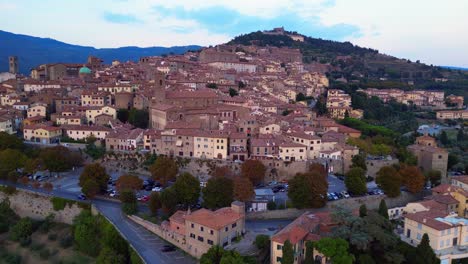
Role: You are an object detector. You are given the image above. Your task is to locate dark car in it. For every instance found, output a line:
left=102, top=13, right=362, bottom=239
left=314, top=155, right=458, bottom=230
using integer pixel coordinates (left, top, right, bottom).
left=77, top=194, right=86, bottom=200
left=145, top=185, right=153, bottom=191
left=161, top=245, right=176, bottom=252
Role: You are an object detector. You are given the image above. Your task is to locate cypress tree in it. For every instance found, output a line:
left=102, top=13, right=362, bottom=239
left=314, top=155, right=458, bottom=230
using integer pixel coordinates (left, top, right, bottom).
left=378, top=199, right=389, bottom=219
left=415, top=233, right=439, bottom=264
left=359, top=204, right=367, bottom=217
left=281, top=240, right=294, bottom=264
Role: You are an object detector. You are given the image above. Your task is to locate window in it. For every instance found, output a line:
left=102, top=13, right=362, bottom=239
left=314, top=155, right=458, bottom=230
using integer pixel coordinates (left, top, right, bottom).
left=440, top=240, right=444, bottom=247
left=276, top=257, right=282, bottom=262
left=225, top=227, right=228, bottom=232
left=190, top=233, right=195, bottom=238
left=191, top=223, right=194, bottom=228
left=448, top=229, right=451, bottom=235
left=417, top=233, right=421, bottom=240
left=198, top=236, right=204, bottom=242
left=210, top=230, right=214, bottom=235
left=418, top=223, right=422, bottom=230
left=277, top=245, right=282, bottom=250
left=232, top=223, right=237, bottom=228
left=200, top=227, right=204, bottom=232
left=207, top=240, right=213, bottom=245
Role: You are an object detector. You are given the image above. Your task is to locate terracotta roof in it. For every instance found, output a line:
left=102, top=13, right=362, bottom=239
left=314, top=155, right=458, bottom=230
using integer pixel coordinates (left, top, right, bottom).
left=405, top=210, right=452, bottom=231
left=184, top=207, right=243, bottom=230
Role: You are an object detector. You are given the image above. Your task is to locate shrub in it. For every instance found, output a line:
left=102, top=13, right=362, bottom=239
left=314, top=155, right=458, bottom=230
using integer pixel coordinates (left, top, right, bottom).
left=10, top=217, right=33, bottom=241
left=51, top=197, right=74, bottom=211
left=122, top=203, right=138, bottom=215
left=48, top=233, right=58, bottom=241
left=267, top=201, right=277, bottom=210
left=0, top=185, right=16, bottom=195
left=254, top=234, right=270, bottom=250
left=277, top=204, right=286, bottom=210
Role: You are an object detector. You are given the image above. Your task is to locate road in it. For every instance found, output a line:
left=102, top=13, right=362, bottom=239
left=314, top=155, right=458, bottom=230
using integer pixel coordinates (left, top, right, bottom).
left=0, top=180, right=195, bottom=264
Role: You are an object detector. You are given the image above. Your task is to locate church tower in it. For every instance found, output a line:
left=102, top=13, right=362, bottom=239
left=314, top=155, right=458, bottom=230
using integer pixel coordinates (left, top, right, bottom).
left=153, top=71, right=166, bottom=104
left=9, top=56, right=18, bottom=74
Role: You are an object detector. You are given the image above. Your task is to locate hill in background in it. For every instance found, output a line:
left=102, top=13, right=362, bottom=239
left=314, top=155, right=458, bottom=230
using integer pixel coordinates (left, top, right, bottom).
left=0, top=30, right=201, bottom=74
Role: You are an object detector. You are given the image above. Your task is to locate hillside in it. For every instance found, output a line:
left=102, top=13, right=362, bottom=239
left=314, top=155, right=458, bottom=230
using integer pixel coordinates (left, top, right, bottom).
left=230, top=30, right=468, bottom=100
left=0, top=30, right=201, bottom=74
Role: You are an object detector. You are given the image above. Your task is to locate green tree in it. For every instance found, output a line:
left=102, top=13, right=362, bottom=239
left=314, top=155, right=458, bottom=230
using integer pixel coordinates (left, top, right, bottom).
left=148, top=192, right=162, bottom=216
left=0, top=198, right=19, bottom=233
left=448, top=153, right=459, bottom=170
left=0, top=149, right=27, bottom=178
left=314, top=237, right=354, bottom=264
left=229, top=88, right=239, bottom=97
left=376, top=166, right=401, bottom=197
left=40, top=146, right=83, bottom=175
left=345, top=167, right=367, bottom=195
left=200, top=245, right=225, bottom=264
left=440, top=131, right=449, bottom=145
left=128, top=109, right=149, bottom=129
left=296, top=92, right=306, bottom=102
left=359, top=204, right=367, bottom=217
left=116, top=174, right=143, bottom=192
left=457, top=129, right=465, bottom=141
left=351, top=154, right=367, bottom=171
left=415, top=233, right=439, bottom=264
left=304, top=241, right=314, bottom=264
left=254, top=235, right=270, bottom=251
left=73, top=211, right=101, bottom=256
left=281, top=240, right=294, bottom=264
left=79, top=163, right=109, bottom=194
left=120, top=190, right=138, bottom=215
left=267, top=201, right=277, bottom=210
left=0, top=132, right=24, bottom=150
left=160, top=187, right=178, bottom=214
left=81, top=179, right=100, bottom=198
left=149, top=156, right=178, bottom=186
left=220, top=250, right=244, bottom=264
left=9, top=217, right=33, bottom=241
left=96, top=247, right=126, bottom=264
left=288, top=171, right=328, bottom=208
left=173, top=172, right=200, bottom=208
left=378, top=199, right=389, bottom=219
left=101, top=223, right=129, bottom=261
left=314, top=95, right=328, bottom=115
left=202, top=177, right=233, bottom=209
left=117, top=109, right=129, bottom=123
left=241, top=160, right=266, bottom=185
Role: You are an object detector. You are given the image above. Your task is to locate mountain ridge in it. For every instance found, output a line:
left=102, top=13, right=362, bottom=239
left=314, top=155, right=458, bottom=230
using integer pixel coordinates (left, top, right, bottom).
left=0, top=30, right=202, bottom=74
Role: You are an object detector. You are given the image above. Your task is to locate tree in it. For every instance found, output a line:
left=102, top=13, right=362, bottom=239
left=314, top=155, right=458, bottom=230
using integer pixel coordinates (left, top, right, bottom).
left=254, top=235, right=270, bottom=250
left=148, top=192, right=162, bottom=216
left=10, top=217, right=33, bottom=241
left=101, top=222, right=129, bottom=261
left=73, top=211, right=101, bottom=256
left=415, top=233, right=439, bottom=264
left=211, top=166, right=233, bottom=178
left=457, top=129, right=465, bottom=141
left=296, top=92, right=306, bottom=102
left=241, top=160, right=266, bottom=186
left=440, top=131, right=449, bottom=145
left=426, top=170, right=442, bottom=187
left=399, top=166, right=425, bottom=193
left=120, top=190, right=138, bottom=215
left=40, top=146, right=82, bottom=175
left=281, top=240, right=294, bottom=264
left=42, top=182, right=53, bottom=192
left=448, top=153, right=459, bottom=170
left=309, top=163, right=327, bottom=178
left=288, top=171, right=328, bottom=208
left=304, top=241, right=314, bottom=264
left=97, top=247, right=126, bottom=264
left=116, top=174, right=143, bottom=192
left=351, top=154, right=367, bottom=171
left=376, top=166, right=401, bottom=197
left=79, top=163, right=109, bottom=194
left=229, top=88, right=239, bottom=97
left=344, top=110, right=350, bottom=118
left=82, top=179, right=100, bottom=198
left=219, top=250, right=244, bottom=264
left=314, top=238, right=354, bottom=264
left=149, top=156, right=178, bottom=186
left=378, top=199, right=389, bottom=219
left=345, top=167, right=367, bottom=195
left=267, top=201, right=277, bottom=210
left=0, top=149, right=27, bottom=178
left=359, top=204, right=367, bottom=218
left=173, top=172, right=200, bottom=208
left=0, top=132, right=24, bottom=150
left=128, top=109, right=149, bottom=129
left=202, top=177, right=233, bottom=209
left=160, top=187, right=178, bottom=214
left=200, top=245, right=225, bottom=264
left=314, top=95, right=328, bottom=115
left=233, top=177, right=254, bottom=202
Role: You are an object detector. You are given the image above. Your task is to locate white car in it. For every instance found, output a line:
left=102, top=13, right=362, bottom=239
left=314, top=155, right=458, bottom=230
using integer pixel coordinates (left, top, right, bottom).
left=152, top=187, right=163, bottom=192
left=109, top=190, right=118, bottom=197
left=341, top=191, right=350, bottom=198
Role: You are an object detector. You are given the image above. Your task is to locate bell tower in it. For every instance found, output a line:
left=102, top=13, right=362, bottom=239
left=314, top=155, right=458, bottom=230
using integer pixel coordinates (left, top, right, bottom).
left=9, top=56, right=18, bottom=74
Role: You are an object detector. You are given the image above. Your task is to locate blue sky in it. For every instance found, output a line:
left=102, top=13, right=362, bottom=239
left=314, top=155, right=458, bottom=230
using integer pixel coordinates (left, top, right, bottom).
left=0, top=0, right=467, bottom=67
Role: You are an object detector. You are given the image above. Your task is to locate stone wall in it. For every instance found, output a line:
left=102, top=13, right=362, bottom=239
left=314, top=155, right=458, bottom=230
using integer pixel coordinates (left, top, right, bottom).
left=0, top=188, right=85, bottom=225
left=246, top=191, right=424, bottom=220
left=365, top=158, right=399, bottom=178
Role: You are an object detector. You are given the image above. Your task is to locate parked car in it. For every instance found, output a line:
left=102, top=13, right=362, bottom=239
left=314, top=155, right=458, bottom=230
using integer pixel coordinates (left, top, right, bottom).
left=341, top=191, right=350, bottom=198
left=140, top=195, right=150, bottom=202
left=152, top=187, right=163, bottom=192
left=77, top=194, right=86, bottom=200
left=109, top=190, right=118, bottom=197
left=161, top=245, right=176, bottom=252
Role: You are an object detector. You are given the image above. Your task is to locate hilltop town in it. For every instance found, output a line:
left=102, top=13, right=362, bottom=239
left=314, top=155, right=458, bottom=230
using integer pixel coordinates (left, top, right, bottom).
left=0, top=28, right=467, bottom=264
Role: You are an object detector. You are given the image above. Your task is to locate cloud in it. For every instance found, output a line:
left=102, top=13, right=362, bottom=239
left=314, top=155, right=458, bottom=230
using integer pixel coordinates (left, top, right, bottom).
left=103, top=12, right=142, bottom=24
left=151, top=3, right=360, bottom=41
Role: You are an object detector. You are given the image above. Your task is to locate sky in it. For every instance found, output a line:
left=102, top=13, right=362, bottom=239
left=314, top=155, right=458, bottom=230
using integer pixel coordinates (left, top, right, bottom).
left=1, top=0, right=467, bottom=67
